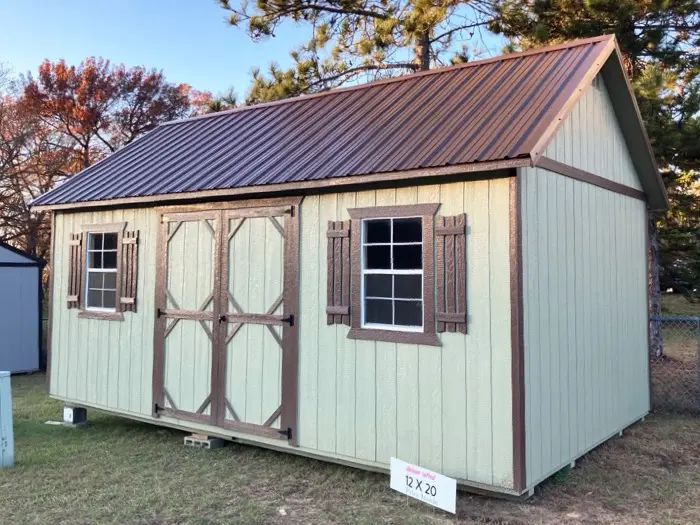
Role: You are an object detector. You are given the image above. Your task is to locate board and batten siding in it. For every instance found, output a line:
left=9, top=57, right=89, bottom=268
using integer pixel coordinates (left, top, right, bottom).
left=298, top=180, right=514, bottom=488
left=543, top=74, right=643, bottom=191
left=49, top=177, right=514, bottom=490
left=520, top=166, right=648, bottom=488
left=50, top=209, right=158, bottom=416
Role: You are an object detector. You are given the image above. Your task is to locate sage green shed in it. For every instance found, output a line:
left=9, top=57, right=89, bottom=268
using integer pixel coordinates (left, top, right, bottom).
left=32, top=35, right=668, bottom=498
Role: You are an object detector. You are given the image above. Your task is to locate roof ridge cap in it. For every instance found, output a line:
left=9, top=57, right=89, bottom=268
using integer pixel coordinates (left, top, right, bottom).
left=162, top=34, right=616, bottom=128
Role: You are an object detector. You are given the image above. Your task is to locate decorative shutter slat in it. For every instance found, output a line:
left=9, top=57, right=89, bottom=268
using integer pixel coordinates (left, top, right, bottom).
left=120, top=230, right=139, bottom=312
left=67, top=233, right=83, bottom=309
left=326, top=220, right=351, bottom=325
left=436, top=214, right=467, bottom=333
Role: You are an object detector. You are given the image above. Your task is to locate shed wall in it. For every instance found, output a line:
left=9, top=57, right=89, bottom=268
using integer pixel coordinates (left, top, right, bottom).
left=0, top=266, right=40, bottom=373
left=50, top=208, right=157, bottom=415
left=298, top=180, right=513, bottom=488
left=520, top=166, right=648, bottom=488
left=543, top=75, right=643, bottom=191
left=49, top=177, right=515, bottom=489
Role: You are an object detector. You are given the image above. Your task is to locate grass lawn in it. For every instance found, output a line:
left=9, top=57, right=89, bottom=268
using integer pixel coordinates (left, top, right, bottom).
left=2, top=375, right=700, bottom=524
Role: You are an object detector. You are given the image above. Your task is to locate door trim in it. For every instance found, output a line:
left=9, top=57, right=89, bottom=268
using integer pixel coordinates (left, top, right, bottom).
left=280, top=204, right=301, bottom=445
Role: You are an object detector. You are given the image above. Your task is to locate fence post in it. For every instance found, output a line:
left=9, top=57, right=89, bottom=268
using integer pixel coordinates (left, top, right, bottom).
left=0, top=371, right=14, bottom=468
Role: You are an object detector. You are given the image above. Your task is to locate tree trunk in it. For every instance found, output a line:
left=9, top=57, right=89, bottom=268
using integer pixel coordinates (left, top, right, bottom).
left=414, top=31, right=431, bottom=71
left=649, top=210, right=664, bottom=359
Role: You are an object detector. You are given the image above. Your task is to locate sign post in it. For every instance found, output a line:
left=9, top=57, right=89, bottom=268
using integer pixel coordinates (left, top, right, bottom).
left=390, top=457, right=456, bottom=514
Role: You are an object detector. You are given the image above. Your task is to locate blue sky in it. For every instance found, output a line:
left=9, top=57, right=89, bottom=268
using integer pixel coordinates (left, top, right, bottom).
left=0, top=0, right=504, bottom=97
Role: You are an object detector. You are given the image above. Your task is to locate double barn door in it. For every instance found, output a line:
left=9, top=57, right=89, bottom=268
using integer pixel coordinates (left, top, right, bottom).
left=152, top=199, right=300, bottom=442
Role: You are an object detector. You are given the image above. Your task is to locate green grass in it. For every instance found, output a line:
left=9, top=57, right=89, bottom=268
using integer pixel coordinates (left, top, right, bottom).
left=2, top=374, right=700, bottom=524
left=661, top=294, right=700, bottom=316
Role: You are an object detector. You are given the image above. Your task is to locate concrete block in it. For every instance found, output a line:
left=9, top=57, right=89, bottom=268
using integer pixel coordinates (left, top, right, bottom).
left=184, top=435, right=226, bottom=449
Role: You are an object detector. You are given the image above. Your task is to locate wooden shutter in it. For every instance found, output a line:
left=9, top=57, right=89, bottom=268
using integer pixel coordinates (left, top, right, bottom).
left=436, top=214, right=467, bottom=333
left=67, top=233, right=84, bottom=309
left=326, top=220, right=351, bottom=325
left=120, top=230, right=139, bottom=312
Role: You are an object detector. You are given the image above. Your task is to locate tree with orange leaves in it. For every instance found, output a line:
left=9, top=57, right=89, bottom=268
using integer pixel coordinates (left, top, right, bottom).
left=22, top=57, right=210, bottom=169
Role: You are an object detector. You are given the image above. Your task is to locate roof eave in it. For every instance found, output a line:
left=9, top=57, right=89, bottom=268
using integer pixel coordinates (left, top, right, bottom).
left=30, top=158, right=530, bottom=212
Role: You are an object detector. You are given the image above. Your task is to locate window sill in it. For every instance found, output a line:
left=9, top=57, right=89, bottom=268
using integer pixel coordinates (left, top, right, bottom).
left=348, top=327, right=440, bottom=346
left=78, top=310, right=124, bottom=321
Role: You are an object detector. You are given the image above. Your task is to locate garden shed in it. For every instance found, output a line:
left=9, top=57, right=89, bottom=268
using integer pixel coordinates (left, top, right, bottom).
left=0, top=241, right=44, bottom=373
left=32, top=35, right=668, bottom=497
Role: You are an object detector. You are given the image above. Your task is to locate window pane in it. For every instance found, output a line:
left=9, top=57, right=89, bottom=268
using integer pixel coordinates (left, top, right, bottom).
left=104, top=272, right=117, bottom=290
left=365, top=274, right=391, bottom=298
left=395, top=300, right=422, bottom=327
left=393, top=218, right=421, bottom=243
left=103, top=290, right=117, bottom=309
left=365, top=219, right=390, bottom=243
left=394, top=275, right=422, bottom=299
left=103, top=233, right=118, bottom=250
left=393, top=245, right=422, bottom=270
left=89, top=251, right=103, bottom=269
left=365, top=245, right=390, bottom=269
left=103, top=251, right=117, bottom=269
left=88, top=272, right=103, bottom=289
left=88, top=233, right=103, bottom=250
left=365, top=298, right=393, bottom=325
left=87, top=289, right=102, bottom=308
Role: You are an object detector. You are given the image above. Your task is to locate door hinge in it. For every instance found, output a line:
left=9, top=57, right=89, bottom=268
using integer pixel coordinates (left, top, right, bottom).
left=154, top=403, right=162, bottom=416
left=278, top=427, right=292, bottom=440
left=281, top=314, right=294, bottom=326
left=157, top=308, right=163, bottom=318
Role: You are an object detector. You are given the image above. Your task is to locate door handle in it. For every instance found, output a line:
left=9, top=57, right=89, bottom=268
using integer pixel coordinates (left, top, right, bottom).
left=218, top=314, right=227, bottom=324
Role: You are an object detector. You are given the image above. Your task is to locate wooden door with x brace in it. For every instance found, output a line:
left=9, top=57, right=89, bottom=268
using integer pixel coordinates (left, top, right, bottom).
left=152, top=199, right=301, bottom=443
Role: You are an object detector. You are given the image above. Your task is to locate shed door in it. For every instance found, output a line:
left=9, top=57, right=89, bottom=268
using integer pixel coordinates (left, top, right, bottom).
left=153, top=202, right=300, bottom=442
left=219, top=206, right=295, bottom=439
left=154, top=211, right=219, bottom=424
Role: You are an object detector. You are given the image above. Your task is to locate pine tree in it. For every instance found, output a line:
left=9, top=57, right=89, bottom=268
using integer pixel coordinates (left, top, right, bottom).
left=218, top=0, right=496, bottom=102
left=492, top=0, right=700, bottom=356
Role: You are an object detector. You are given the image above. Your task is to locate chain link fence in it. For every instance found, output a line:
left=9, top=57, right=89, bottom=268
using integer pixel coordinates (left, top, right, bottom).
left=650, top=315, right=700, bottom=414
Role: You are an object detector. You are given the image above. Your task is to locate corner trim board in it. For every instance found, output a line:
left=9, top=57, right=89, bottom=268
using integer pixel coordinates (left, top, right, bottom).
left=536, top=156, right=646, bottom=201
left=509, top=173, right=527, bottom=492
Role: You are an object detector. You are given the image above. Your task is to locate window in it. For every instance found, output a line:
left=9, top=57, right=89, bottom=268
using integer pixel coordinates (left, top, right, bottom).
left=85, top=232, right=118, bottom=310
left=362, top=218, right=423, bottom=330
left=67, top=221, right=137, bottom=320
left=347, top=203, right=440, bottom=346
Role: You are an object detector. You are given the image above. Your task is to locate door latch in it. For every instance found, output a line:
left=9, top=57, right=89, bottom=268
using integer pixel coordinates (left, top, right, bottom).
left=218, top=314, right=227, bottom=324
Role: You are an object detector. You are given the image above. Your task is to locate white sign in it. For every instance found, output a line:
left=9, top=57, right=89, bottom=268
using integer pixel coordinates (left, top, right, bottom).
left=390, top=457, right=456, bottom=514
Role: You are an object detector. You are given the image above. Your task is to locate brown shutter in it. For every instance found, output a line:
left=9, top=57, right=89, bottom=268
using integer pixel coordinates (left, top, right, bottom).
left=120, top=230, right=139, bottom=312
left=436, top=214, right=467, bottom=333
left=326, top=220, right=351, bottom=325
left=67, top=233, right=84, bottom=309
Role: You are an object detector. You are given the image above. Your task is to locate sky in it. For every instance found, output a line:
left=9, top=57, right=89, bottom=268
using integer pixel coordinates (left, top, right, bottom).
left=0, top=0, right=504, bottom=98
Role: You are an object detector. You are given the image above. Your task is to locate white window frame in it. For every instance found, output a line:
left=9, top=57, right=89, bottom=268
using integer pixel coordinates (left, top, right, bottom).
left=84, top=232, right=119, bottom=312
left=360, top=217, right=424, bottom=332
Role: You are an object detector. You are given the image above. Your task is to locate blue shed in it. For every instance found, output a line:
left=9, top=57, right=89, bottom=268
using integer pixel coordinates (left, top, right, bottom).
left=0, top=241, right=44, bottom=373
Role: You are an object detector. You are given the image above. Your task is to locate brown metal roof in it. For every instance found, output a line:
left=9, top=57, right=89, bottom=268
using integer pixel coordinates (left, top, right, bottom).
left=33, top=35, right=617, bottom=207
